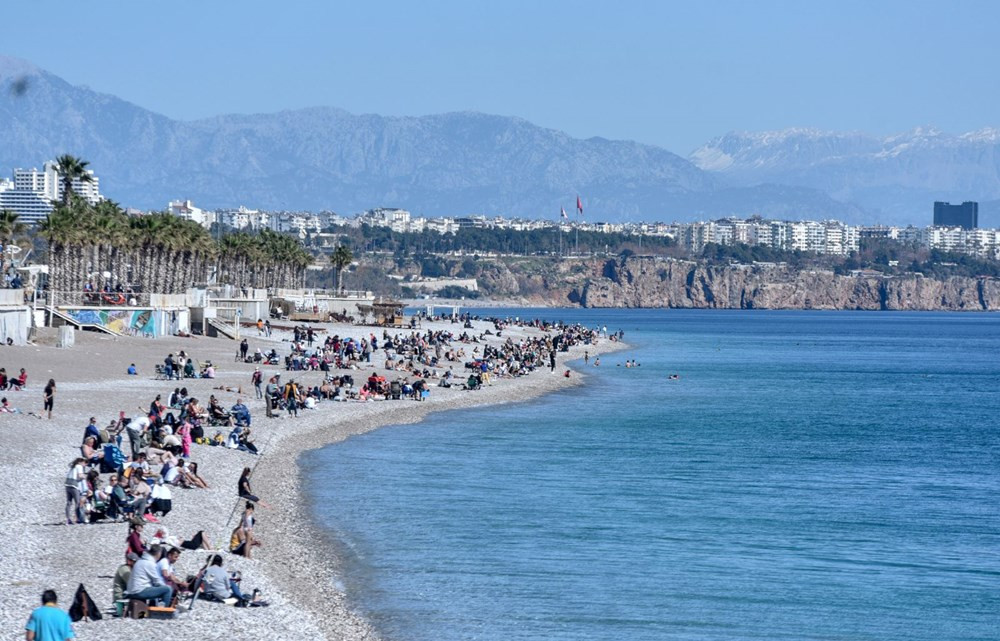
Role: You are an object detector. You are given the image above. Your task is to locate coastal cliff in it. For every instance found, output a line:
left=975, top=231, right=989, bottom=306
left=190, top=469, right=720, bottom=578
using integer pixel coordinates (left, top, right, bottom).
left=473, top=257, right=1000, bottom=311
left=572, top=257, right=1000, bottom=310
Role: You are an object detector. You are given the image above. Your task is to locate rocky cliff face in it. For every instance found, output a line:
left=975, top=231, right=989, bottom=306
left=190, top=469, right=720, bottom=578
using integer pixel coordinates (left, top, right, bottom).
left=566, top=257, right=1000, bottom=311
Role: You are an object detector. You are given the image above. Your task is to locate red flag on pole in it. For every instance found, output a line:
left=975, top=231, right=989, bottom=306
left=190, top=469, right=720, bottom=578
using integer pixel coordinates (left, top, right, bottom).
left=576, top=195, right=583, bottom=216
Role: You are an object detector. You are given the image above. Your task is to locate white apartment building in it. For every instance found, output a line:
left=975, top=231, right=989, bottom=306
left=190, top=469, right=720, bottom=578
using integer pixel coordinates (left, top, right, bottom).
left=426, top=217, right=460, bottom=234
left=359, top=208, right=412, bottom=233
left=273, top=213, right=323, bottom=237
left=168, top=200, right=216, bottom=227
left=0, top=161, right=103, bottom=224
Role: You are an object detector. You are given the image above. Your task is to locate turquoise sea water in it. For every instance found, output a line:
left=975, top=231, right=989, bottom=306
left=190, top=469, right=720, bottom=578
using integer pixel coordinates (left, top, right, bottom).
left=303, top=310, right=1000, bottom=641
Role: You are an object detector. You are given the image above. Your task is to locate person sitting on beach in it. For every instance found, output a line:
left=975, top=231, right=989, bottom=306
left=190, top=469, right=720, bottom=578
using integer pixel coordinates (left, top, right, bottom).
left=109, top=478, right=146, bottom=522
left=81, top=436, right=102, bottom=466
left=237, top=467, right=261, bottom=503
left=185, top=398, right=208, bottom=424
left=229, top=524, right=254, bottom=558
left=157, top=547, right=190, bottom=594
left=128, top=452, right=152, bottom=480
left=199, top=554, right=252, bottom=605
left=125, top=520, right=146, bottom=559
left=10, top=367, right=27, bottom=391
left=230, top=399, right=251, bottom=427
left=160, top=454, right=184, bottom=486
left=82, top=417, right=101, bottom=444
left=114, top=553, right=138, bottom=604
left=176, top=460, right=208, bottom=489
left=101, top=418, right=125, bottom=448
left=201, top=363, right=216, bottom=379
left=183, top=359, right=196, bottom=379
left=127, top=363, right=138, bottom=376
left=149, top=480, right=172, bottom=518
left=125, top=544, right=173, bottom=607
left=208, top=396, right=233, bottom=426
left=230, top=502, right=262, bottom=559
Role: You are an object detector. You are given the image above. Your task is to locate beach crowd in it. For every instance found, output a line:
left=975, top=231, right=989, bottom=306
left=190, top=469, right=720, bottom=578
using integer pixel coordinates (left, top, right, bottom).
left=39, top=314, right=608, bottom=636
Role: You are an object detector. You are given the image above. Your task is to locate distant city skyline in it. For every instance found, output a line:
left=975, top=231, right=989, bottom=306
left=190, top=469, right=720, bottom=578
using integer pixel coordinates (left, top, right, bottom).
left=2, top=0, right=999, bottom=154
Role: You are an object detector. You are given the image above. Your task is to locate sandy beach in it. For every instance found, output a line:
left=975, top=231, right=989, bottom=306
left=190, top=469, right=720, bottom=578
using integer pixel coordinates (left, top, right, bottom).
left=0, top=315, right=621, bottom=640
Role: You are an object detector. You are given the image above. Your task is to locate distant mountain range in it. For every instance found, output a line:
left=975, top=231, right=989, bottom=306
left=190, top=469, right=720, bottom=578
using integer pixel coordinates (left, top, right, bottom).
left=691, top=127, right=1000, bottom=226
left=1, top=55, right=997, bottom=226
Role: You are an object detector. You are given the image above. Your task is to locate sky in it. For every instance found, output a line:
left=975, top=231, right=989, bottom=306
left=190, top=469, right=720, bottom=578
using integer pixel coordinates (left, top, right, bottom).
left=3, top=0, right=999, bottom=154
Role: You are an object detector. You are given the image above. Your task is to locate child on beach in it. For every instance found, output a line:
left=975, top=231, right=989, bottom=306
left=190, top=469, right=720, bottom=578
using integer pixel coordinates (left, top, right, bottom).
left=43, top=379, right=55, bottom=419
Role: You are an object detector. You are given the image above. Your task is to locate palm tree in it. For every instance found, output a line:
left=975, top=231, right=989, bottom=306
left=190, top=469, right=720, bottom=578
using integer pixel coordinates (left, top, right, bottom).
left=53, top=155, right=94, bottom=206
left=330, top=244, right=353, bottom=293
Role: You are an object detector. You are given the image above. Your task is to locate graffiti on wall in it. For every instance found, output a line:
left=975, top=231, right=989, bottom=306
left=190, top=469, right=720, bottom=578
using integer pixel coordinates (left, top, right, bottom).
left=66, top=309, right=157, bottom=336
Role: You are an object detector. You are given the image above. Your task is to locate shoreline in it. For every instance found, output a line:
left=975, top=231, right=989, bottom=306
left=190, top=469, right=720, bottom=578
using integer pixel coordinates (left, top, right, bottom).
left=0, top=314, right=625, bottom=640
left=254, top=332, right=625, bottom=640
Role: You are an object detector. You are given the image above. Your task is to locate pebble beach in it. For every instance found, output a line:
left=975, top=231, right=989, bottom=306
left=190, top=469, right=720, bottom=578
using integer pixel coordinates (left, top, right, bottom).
left=0, top=316, right=618, bottom=640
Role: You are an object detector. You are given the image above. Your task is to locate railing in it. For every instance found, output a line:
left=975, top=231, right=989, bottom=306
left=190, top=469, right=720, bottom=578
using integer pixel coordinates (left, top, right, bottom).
left=272, top=287, right=373, bottom=299
left=46, top=290, right=153, bottom=308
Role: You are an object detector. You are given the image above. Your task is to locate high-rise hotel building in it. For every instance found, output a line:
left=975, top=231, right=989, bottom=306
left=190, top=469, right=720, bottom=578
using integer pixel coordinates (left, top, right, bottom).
left=0, top=161, right=103, bottom=223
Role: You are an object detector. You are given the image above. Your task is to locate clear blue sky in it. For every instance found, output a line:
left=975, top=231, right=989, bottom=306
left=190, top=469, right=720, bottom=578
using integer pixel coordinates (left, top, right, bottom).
left=4, top=0, right=998, bottom=153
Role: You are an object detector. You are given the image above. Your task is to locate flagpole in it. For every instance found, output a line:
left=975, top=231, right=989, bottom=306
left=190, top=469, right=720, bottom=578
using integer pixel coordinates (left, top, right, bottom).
left=575, top=195, right=583, bottom=256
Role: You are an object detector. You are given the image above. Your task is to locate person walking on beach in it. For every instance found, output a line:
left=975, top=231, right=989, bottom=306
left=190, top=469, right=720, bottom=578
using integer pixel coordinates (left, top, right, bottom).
left=251, top=368, right=263, bottom=399
left=240, top=338, right=249, bottom=361
left=25, top=589, right=74, bottom=641
left=283, top=379, right=299, bottom=417
left=264, top=320, right=271, bottom=337
left=43, top=379, right=55, bottom=419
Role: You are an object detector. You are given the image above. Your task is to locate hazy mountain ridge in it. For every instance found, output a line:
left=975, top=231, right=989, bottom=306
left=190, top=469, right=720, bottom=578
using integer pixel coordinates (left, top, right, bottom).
left=0, top=55, right=861, bottom=222
left=692, top=127, right=1000, bottom=225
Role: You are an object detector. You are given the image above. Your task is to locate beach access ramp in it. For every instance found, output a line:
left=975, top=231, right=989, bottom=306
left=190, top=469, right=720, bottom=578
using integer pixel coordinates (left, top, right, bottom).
left=45, top=306, right=121, bottom=336
left=205, top=318, right=239, bottom=340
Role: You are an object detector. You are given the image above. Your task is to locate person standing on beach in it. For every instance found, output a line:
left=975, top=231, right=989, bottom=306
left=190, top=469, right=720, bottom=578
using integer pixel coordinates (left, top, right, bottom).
left=240, top=338, right=249, bottom=361
left=25, top=589, right=74, bottom=641
left=64, top=458, right=86, bottom=525
left=43, top=379, right=55, bottom=419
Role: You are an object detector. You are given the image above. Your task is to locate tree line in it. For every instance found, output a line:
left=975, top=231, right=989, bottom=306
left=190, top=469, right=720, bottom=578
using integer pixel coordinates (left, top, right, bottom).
left=37, top=198, right=311, bottom=295
left=321, top=224, right=676, bottom=258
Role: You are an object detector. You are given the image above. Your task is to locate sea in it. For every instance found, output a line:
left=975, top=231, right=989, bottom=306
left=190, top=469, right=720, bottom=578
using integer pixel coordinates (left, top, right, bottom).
left=302, top=309, right=1000, bottom=641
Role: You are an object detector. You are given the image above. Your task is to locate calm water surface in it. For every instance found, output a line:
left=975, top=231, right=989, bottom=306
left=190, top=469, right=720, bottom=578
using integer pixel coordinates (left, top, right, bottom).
left=303, top=310, right=1000, bottom=641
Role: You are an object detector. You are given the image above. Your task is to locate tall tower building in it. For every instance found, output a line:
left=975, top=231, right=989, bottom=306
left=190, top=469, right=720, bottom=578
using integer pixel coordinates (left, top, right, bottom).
left=933, top=201, right=978, bottom=229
